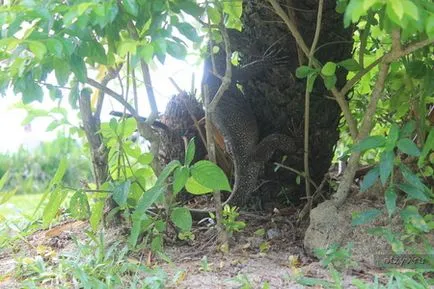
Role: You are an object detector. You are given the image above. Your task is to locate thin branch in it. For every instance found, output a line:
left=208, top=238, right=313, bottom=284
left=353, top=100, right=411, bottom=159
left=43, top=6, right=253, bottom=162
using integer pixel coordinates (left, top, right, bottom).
left=301, top=0, right=324, bottom=220
left=208, top=25, right=232, bottom=113
left=87, top=77, right=139, bottom=119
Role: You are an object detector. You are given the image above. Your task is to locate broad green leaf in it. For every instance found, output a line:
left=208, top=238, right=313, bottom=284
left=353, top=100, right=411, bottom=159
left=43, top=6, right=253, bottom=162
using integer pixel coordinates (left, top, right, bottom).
left=296, top=65, right=316, bottom=78
left=151, top=235, right=163, bottom=253
left=179, top=2, right=204, bottom=17
left=207, top=7, right=221, bottom=24
left=384, top=123, right=399, bottom=151
left=176, top=23, right=200, bottom=42
left=397, top=138, right=420, bottom=156
left=323, top=75, right=337, bottom=90
left=90, top=198, right=105, bottom=231
left=360, top=166, right=379, bottom=192
left=69, top=191, right=90, bottom=219
left=400, top=120, right=416, bottom=138
left=173, top=166, right=189, bottom=195
left=54, top=59, right=70, bottom=86
left=46, top=38, right=63, bottom=57
left=338, top=58, right=361, bottom=71
left=27, top=41, right=47, bottom=59
left=321, top=62, right=337, bottom=76
left=0, top=171, right=10, bottom=190
left=185, top=176, right=213, bottom=195
left=403, top=0, right=418, bottom=20
left=123, top=0, right=138, bottom=16
left=118, top=39, right=137, bottom=57
left=399, top=164, right=430, bottom=194
left=352, top=135, right=386, bottom=152
left=397, top=183, right=429, bottom=202
left=384, top=186, right=397, bottom=217
left=185, top=138, right=196, bottom=166
left=139, top=44, right=154, bottom=64
left=22, top=82, right=43, bottom=104
left=352, top=209, right=382, bottom=226
left=426, top=14, right=434, bottom=39
left=379, top=150, right=394, bottom=185
left=112, top=181, right=131, bottom=208
left=344, top=0, right=365, bottom=27
left=170, top=207, right=192, bottom=232
left=388, top=0, right=404, bottom=19
left=190, top=160, right=231, bottom=192
left=43, top=188, right=68, bottom=226
left=166, top=40, right=187, bottom=60
left=119, top=117, right=137, bottom=136
left=70, top=53, right=87, bottom=83
left=138, top=153, right=153, bottom=165
left=51, top=158, right=68, bottom=184
left=400, top=206, right=429, bottom=232
left=418, top=128, right=434, bottom=167
left=223, top=0, right=242, bottom=19
left=157, top=160, right=182, bottom=187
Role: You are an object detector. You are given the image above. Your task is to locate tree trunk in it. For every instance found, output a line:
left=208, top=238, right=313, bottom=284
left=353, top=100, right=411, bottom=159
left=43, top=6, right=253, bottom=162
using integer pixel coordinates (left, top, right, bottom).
left=234, top=0, right=353, bottom=203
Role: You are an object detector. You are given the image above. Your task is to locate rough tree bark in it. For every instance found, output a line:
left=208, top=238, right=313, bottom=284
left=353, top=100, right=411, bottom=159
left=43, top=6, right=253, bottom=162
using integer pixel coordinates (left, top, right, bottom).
left=232, top=0, right=353, bottom=203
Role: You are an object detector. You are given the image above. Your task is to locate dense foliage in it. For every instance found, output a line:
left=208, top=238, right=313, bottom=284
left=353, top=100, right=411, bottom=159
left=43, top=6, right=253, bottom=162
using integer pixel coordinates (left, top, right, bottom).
left=0, top=0, right=433, bottom=287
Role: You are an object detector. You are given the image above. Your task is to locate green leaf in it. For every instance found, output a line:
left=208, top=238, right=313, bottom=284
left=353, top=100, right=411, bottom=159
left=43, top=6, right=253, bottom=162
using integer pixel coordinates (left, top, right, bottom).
left=185, top=138, right=196, bottom=166
left=22, top=82, right=43, bottom=104
left=400, top=120, right=416, bottom=138
left=296, top=65, right=316, bottom=78
left=0, top=171, right=10, bottom=190
left=306, top=73, right=317, bottom=93
left=190, top=160, right=231, bottom=192
left=43, top=188, right=68, bottom=226
left=400, top=206, right=429, bottom=232
left=90, top=198, right=105, bottom=231
left=46, top=38, right=63, bottom=57
left=166, top=40, right=187, bottom=60
left=397, top=138, right=420, bottom=156
left=139, top=44, right=154, bottom=64
left=123, top=0, right=138, bottom=16
left=70, top=53, right=87, bottom=83
left=323, top=75, right=337, bottom=90
left=173, top=166, right=189, bottom=195
left=352, top=209, right=382, bottom=226
left=0, top=189, right=17, bottom=205
left=28, top=41, right=47, bottom=60
left=207, top=7, right=221, bottom=24
left=426, top=14, right=434, bottom=39
left=388, top=0, right=404, bottom=19
left=138, top=153, right=153, bottom=165
left=399, top=164, right=430, bottom=194
left=223, top=0, right=242, bottom=19
left=418, top=128, right=434, bottom=167
left=118, top=39, right=137, bottom=57
left=397, top=183, right=429, bottom=202
left=352, top=135, right=386, bottom=152
left=321, top=62, right=337, bottom=76
left=179, top=2, right=204, bottom=17
left=344, top=0, right=365, bottom=27
left=360, top=166, right=379, bottom=192
left=185, top=177, right=213, bottom=195
left=384, top=124, right=399, bottom=151
left=69, top=191, right=90, bottom=220
left=338, top=58, right=361, bottom=71
left=112, top=181, right=131, bottom=208
left=170, top=207, right=192, bottom=232
left=403, top=0, right=418, bottom=20
left=176, top=22, right=200, bottom=42
left=379, top=150, right=394, bottom=185
left=54, top=59, right=70, bottom=86
left=384, top=186, right=397, bottom=217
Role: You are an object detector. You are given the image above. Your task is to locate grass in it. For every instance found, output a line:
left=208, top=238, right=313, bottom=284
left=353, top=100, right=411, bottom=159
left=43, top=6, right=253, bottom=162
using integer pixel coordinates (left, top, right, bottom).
left=0, top=194, right=42, bottom=220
